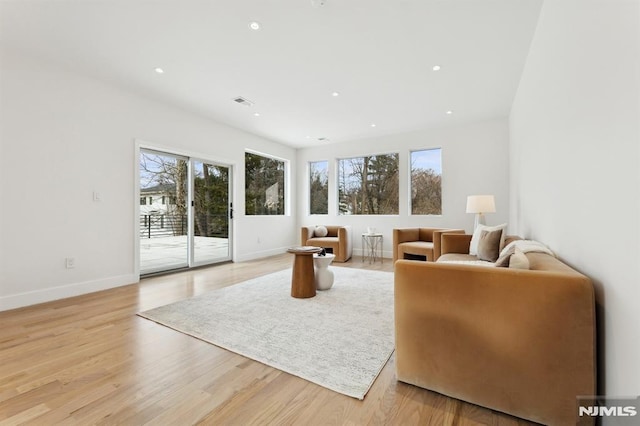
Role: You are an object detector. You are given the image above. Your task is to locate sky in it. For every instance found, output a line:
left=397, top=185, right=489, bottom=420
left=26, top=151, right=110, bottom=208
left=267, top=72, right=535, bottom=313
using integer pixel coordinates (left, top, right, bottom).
left=411, top=148, right=442, bottom=175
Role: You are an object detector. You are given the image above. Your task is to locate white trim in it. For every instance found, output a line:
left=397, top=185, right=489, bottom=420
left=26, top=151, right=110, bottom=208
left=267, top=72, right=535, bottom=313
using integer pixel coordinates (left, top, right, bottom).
left=0, top=274, right=137, bottom=312
left=235, top=247, right=289, bottom=263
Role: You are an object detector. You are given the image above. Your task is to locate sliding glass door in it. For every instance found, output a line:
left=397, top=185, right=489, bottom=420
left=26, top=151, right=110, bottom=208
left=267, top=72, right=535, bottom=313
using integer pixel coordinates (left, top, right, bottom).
left=192, top=160, right=231, bottom=266
left=139, top=149, right=232, bottom=275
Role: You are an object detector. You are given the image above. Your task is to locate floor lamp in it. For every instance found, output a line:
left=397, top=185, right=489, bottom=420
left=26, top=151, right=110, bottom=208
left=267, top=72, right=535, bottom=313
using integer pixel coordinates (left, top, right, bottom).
left=466, top=195, right=496, bottom=230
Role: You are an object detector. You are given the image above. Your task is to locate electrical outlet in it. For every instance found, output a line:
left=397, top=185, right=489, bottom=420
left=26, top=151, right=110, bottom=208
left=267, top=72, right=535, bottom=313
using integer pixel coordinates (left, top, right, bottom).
left=93, top=191, right=101, bottom=202
left=65, top=257, right=76, bottom=269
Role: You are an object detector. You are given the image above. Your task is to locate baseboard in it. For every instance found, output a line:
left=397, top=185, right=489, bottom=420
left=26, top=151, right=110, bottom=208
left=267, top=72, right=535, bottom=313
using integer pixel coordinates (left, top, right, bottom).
left=355, top=248, right=392, bottom=260
left=0, top=273, right=137, bottom=312
left=235, top=246, right=290, bottom=263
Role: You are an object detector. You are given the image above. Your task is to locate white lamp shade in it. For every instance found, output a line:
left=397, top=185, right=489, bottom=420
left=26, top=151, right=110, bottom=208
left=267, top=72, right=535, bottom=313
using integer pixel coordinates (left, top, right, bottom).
left=466, top=195, right=496, bottom=214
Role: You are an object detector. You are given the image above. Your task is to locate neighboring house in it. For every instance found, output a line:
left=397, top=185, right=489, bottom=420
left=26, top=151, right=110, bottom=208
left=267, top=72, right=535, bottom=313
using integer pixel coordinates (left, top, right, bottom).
left=139, top=183, right=178, bottom=216
left=139, top=184, right=186, bottom=238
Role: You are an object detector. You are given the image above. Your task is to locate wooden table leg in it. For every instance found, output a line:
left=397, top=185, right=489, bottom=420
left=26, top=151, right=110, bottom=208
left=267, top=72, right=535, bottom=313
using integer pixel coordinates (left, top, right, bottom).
left=290, top=253, right=316, bottom=298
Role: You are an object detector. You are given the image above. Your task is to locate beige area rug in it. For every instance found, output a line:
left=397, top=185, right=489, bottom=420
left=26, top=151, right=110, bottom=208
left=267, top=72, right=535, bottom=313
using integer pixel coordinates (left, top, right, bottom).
left=138, top=267, right=395, bottom=400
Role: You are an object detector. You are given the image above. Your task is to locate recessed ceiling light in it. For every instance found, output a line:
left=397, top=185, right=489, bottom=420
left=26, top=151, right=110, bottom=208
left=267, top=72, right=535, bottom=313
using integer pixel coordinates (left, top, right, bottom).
left=249, top=21, right=261, bottom=30
left=154, top=67, right=164, bottom=74
left=446, top=110, right=453, bottom=115
left=332, top=92, right=340, bottom=97
left=253, top=112, right=261, bottom=117
left=371, top=123, right=377, bottom=127
left=306, top=136, right=311, bottom=139
left=432, top=65, right=441, bottom=71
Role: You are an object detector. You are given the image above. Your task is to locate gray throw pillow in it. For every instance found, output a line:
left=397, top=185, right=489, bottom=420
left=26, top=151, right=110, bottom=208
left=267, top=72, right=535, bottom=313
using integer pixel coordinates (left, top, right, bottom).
left=477, top=229, right=503, bottom=262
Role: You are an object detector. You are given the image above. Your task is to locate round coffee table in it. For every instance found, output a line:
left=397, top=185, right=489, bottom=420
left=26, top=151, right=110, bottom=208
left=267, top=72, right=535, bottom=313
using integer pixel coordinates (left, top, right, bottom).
left=287, top=246, right=322, bottom=298
left=313, top=253, right=335, bottom=290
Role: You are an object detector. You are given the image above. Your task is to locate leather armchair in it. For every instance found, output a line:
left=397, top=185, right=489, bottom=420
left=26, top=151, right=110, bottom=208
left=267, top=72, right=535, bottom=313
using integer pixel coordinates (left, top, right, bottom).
left=393, top=228, right=464, bottom=262
left=301, top=225, right=353, bottom=262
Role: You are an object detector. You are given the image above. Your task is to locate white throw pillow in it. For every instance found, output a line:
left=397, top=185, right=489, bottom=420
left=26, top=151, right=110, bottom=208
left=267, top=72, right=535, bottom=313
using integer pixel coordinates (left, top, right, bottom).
left=314, top=225, right=328, bottom=237
left=469, top=223, right=507, bottom=255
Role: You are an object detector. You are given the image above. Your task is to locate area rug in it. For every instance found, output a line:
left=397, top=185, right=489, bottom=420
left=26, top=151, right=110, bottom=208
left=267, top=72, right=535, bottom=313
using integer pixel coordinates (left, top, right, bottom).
left=138, top=267, right=394, bottom=400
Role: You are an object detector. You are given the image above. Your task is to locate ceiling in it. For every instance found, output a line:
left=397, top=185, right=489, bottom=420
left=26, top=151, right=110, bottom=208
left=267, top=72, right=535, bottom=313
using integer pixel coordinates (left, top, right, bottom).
left=0, top=0, right=542, bottom=148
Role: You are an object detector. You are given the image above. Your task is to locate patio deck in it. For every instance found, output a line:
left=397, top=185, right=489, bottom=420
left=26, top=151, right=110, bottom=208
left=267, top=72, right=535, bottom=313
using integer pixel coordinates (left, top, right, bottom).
left=140, top=236, right=230, bottom=274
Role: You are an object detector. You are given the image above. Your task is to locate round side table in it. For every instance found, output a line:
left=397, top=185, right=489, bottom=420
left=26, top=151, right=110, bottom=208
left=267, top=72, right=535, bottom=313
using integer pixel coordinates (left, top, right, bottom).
left=313, top=253, right=335, bottom=290
left=287, top=246, right=322, bottom=298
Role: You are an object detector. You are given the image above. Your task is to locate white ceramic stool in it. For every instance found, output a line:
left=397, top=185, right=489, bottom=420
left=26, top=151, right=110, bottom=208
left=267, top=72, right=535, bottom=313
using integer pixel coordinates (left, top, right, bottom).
left=313, top=253, right=335, bottom=290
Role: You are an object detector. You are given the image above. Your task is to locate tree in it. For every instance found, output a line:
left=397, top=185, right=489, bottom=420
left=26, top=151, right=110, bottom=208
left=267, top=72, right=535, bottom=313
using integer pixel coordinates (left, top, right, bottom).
left=411, top=169, right=442, bottom=215
left=338, top=153, right=399, bottom=215
left=194, top=163, right=229, bottom=238
left=309, top=163, right=328, bottom=215
left=245, top=152, right=285, bottom=215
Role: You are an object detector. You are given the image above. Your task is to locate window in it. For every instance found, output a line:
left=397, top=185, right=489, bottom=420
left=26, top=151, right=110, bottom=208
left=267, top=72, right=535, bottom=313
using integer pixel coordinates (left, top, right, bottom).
left=245, top=152, right=286, bottom=215
left=410, top=148, right=442, bottom=215
left=338, top=153, right=399, bottom=215
left=309, top=161, right=328, bottom=215
left=140, top=197, right=147, bottom=205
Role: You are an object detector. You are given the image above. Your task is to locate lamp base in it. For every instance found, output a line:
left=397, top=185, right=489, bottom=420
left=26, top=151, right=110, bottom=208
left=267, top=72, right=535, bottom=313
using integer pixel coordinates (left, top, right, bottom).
left=474, top=213, right=486, bottom=230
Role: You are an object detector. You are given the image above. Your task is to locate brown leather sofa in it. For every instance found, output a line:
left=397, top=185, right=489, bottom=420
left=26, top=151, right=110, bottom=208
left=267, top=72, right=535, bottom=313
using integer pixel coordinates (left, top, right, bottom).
left=301, top=225, right=352, bottom=262
left=392, top=228, right=464, bottom=262
left=394, top=235, right=596, bottom=426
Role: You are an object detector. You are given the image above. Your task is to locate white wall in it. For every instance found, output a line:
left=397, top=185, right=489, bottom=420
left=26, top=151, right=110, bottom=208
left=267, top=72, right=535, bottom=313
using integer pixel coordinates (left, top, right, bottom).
left=296, top=119, right=511, bottom=257
left=0, top=49, right=297, bottom=311
left=510, top=0, right=640, bottom=405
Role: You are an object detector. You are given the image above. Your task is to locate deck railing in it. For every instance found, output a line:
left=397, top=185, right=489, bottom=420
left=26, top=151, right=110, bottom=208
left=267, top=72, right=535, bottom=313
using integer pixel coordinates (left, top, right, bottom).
left=140, top=214, right=228, bottom=238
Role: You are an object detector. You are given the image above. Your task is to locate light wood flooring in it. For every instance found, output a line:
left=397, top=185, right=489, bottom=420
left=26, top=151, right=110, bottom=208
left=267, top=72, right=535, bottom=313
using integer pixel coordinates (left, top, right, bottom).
left=0, top=254, right=537, bottom=425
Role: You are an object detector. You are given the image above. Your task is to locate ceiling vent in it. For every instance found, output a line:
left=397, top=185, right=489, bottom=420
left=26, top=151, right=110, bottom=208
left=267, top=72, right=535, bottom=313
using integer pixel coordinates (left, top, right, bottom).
left=233, top=96, right=254, bottom=107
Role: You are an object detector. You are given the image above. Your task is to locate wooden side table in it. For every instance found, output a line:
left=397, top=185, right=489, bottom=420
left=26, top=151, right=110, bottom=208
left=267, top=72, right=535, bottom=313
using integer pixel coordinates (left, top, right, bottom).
left=287, top=246, right=322, bottom=298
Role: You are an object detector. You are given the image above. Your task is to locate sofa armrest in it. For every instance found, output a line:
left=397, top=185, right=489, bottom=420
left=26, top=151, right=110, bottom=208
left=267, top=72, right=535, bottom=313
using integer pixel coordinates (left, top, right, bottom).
left=301, top=226, right=315, bottom=245
left=337, top=226, right=353, bottom=262
left=394, top=260, right=596, bottom=426
left=432, top=229, right=465, bottom=260
left=440, top=233, right=472, bottom=255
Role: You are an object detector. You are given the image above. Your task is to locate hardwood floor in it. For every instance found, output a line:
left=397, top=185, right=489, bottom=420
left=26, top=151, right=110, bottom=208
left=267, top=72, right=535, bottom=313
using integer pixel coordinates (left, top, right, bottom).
left=0, top=255, right=536, bottom=425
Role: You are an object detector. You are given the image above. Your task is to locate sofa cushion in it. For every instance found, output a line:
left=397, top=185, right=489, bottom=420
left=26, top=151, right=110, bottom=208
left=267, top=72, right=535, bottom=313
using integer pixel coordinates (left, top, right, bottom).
left=436, top=253, right=496, bottom=267
left=306, top=236, right=339, bottom=247
left=476, top=229, right=503, bottom=262
left=398, top=241, right=434, bottom=260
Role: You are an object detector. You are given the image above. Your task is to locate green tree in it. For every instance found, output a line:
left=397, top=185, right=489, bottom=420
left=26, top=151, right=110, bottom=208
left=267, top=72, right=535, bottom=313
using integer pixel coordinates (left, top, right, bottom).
left=309, top=162, right=328, bottom=215
left=245, top=153, right=285, bottom=215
